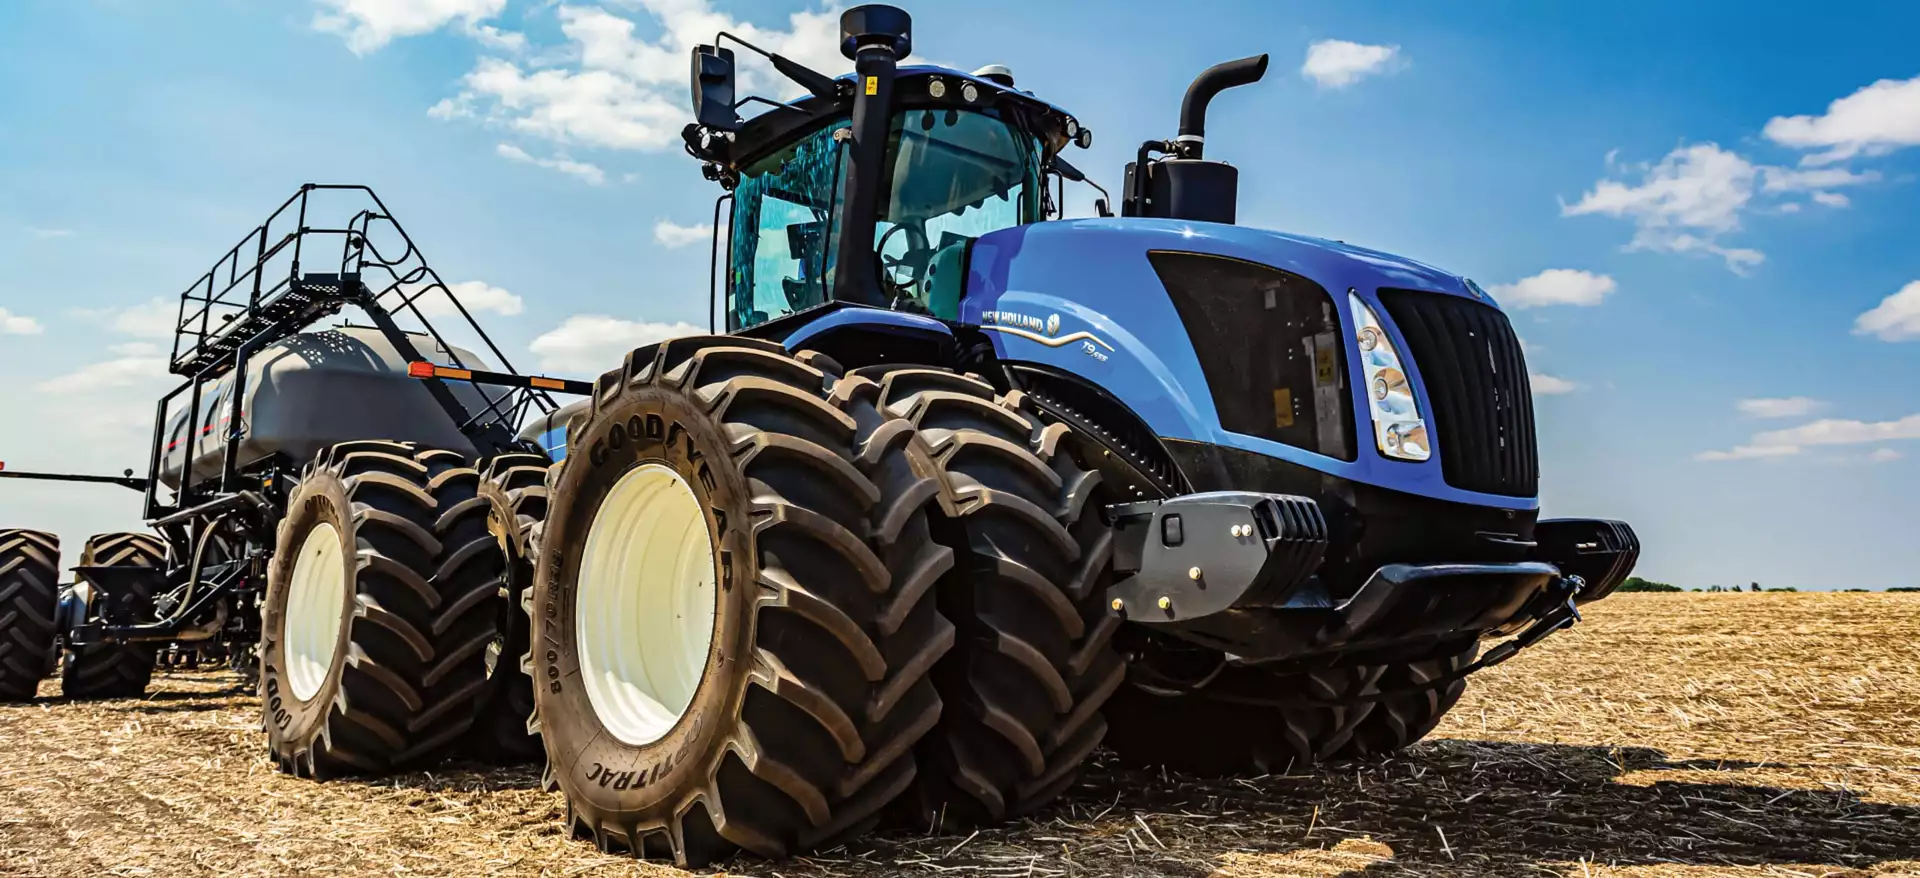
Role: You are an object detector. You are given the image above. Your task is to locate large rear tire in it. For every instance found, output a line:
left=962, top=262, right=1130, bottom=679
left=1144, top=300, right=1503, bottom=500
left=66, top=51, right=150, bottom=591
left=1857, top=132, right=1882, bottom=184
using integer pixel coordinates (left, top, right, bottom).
left=863, top=369, right=1124, bottom=829
left=260, top=442, right=502, bottom=777
left=468, top=451, right=549, bottom=763
left=529, top=338, right=952, bottom=866
left=0, top=530, right=59, bottom=702
left=60, top=532, right=167, bottom=699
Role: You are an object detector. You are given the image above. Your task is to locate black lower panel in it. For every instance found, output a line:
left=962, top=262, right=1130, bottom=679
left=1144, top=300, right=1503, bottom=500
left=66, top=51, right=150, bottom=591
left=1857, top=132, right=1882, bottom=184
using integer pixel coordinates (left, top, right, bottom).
left=1163, top=439, right=1536, bottom=601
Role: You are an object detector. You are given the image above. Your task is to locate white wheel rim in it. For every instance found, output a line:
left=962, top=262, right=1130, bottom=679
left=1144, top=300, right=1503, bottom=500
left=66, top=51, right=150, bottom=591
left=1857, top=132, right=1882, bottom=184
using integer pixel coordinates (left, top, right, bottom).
left=576, top=463, right=718, bottom=747
left=284, top=522, right=347, bottom=702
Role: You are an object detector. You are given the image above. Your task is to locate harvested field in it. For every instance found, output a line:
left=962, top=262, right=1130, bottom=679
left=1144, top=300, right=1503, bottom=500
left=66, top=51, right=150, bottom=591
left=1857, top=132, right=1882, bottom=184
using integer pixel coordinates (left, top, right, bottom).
left=2, top=593, right=1917, bottom=878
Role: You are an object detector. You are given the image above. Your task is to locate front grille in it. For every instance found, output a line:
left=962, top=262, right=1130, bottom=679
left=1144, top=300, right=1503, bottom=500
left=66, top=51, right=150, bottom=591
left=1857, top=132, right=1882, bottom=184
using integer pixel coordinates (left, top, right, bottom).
left=1377, top=290, right=1537, bottom=497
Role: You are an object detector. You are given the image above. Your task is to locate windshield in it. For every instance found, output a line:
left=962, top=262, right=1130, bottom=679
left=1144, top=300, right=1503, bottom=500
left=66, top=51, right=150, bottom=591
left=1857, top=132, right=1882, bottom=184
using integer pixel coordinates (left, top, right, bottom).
left=726, top=124, right=847, bottom=332
left=725, top=107, right=1041, bottom=331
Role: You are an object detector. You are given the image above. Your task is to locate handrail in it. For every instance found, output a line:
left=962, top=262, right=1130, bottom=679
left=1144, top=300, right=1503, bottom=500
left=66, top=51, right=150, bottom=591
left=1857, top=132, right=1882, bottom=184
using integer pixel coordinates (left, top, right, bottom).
left=164, top=184, right=558, bottom=450
left=169, top=186, right=545, bottom=387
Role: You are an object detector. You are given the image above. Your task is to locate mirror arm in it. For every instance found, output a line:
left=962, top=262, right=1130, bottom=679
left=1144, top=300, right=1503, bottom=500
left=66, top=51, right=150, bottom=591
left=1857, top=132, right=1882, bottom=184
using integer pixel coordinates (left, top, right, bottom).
left=717, top=31, right=843, bottom=100
left=734, top=95, right=806, bottom=114
left=1049, top=156, right=1113, bottom=218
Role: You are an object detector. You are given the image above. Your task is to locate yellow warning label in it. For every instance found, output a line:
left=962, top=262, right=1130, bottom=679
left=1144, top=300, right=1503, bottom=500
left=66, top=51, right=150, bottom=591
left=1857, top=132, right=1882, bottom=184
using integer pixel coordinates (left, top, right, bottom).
left=1273, top=388, right=1295, bottom=428
left=865, top=76, right=878, bottom=95
left=1315, top=347, right=1337, bottom=385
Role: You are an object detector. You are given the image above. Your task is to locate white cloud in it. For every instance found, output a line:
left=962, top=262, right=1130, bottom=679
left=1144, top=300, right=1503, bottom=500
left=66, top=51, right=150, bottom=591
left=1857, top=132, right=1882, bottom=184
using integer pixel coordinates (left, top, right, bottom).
left=35, top=354, right=170, bottom=395
left=1867, top=448, right=1903, bottom=463
left=1696, top=444, right=1802, bottom=461
left=1301, top=40, right=1402, bottom=88
left=1760, top=166, right=1879, bottom=193
left=0, top=307, right=42, bottom=335
left=1565, top=78, right=1911, bottom=272
left=26, top=227, right=72, bottom=239
left=401, top=279, right=526, bottom=318
left=432, top=2, right=848, bottom=153
left=1751, top=414, right=1920, bottom=448
left=1529, top=373, right=1576, bottom=395
left=468, top=23, right=525, bottom=52
left=529, top=315, right=705, bottom=373
left=434, top=60, right=682, bottom=150
left=1562, top=143, right=1766, bottom=272
left=654, top=220, right=713, bottom=249
left=1561, top=140, right=1886, bottom=272
left=1737, top=397, right=1824, bottom=419
left=496, top=143, right=607, bottom=184
left=1700, top=408, right=1920, bottom=462
left=1763, top=74, right=1920, bottom=166
left=1488, top=269, right=1615, bottom=309
left=109, top=342, right=160, bottom=356
left=1854, top=280, right=1920, bottom=342
left=1761, top=166, right=1876, bottom=212
left=313, top=0, right=508, bottom=54
left=76, top=297, right=177, bottom=338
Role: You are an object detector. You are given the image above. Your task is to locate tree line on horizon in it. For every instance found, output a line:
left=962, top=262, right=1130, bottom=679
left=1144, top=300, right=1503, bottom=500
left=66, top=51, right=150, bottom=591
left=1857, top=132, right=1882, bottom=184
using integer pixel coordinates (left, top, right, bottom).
left=1615, top=577, right=1918, bottom=593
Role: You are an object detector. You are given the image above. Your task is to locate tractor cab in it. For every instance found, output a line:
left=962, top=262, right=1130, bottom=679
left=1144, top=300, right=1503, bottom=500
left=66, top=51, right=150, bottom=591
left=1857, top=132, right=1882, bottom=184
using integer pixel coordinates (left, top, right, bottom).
left=685, top=11, right=1087, bottom=333
left=725, top=89, right=1045, bottom=330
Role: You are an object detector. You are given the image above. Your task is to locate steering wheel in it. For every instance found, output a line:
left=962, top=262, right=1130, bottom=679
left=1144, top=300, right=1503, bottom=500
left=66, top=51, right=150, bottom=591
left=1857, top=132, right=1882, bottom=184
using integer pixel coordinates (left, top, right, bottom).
left=876, top=222, right=932, bottom=302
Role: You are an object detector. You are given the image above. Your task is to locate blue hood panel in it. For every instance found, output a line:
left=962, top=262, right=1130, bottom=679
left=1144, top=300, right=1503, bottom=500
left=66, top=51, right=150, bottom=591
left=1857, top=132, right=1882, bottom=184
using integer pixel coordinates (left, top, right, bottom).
left=960, top=218, right=1534, bottom=510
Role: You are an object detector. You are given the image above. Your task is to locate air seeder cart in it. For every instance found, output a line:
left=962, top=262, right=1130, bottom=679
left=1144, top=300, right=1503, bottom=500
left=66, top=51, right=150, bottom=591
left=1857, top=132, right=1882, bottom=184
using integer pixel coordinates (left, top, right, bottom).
left=0, top=185, right=563, bottom=767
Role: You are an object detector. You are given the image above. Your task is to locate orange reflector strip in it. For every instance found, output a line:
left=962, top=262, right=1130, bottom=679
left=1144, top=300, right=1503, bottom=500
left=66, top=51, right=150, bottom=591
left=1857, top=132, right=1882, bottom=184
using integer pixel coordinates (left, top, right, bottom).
left=439, top=367, right=473, bottom=381
left=407, top=361, right=435, bottom=379
left=530, top=376, right=564, bottom=390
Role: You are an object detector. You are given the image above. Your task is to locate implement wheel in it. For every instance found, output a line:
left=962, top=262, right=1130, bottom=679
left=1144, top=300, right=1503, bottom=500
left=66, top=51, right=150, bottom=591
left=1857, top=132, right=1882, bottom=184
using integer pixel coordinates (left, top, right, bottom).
left=0, top=530, right=59, bottom=702
left=864, top=369, right=1125, bottom=829
left=261, top=441, right=503, bottom=777
left=61, top=532, right=167, bottom=699
left=529, top=338, right=951, bottom=866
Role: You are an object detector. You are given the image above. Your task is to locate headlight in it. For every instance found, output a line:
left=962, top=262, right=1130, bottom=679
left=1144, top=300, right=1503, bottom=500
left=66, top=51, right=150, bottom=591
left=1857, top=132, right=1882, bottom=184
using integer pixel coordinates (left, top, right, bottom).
left=1349, top=293, right=1430, bottom=462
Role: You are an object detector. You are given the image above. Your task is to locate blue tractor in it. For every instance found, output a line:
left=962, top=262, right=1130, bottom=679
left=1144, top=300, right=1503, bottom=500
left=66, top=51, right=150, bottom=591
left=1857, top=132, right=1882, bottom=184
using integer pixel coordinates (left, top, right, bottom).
left=511, top=5, right=1640, bottom=865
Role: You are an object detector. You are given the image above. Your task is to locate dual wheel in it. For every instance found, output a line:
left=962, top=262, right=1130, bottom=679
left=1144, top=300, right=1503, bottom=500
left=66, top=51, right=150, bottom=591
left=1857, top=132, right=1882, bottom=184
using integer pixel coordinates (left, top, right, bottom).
left=0, top=529, right=167, bottom=702
left=523, top=338, right=1123, bottom=866
left=261, top=441, right=508, bottom=776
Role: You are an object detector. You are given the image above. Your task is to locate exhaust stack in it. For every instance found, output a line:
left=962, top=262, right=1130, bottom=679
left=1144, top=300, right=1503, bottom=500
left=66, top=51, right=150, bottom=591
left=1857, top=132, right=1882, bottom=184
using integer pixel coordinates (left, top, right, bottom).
left=1176, top=54, right=1270, bottom=159
left=1123, top=53, right=1269, bottom=225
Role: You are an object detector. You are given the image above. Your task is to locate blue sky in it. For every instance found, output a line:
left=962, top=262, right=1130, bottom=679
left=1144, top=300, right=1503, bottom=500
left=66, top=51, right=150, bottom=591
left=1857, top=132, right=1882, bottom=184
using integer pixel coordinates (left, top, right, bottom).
left=2, top=0, right=1917, bottom=588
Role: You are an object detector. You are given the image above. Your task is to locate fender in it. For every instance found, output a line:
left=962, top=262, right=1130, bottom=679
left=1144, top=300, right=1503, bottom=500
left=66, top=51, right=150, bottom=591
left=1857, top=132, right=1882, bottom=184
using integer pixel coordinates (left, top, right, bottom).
left=776, top=303, right=954, bottom=355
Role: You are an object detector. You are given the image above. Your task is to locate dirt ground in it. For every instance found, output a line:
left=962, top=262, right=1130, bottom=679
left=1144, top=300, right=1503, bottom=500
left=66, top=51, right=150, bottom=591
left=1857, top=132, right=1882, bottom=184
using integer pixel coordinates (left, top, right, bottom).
left=2, top=593, right=1917, bottom=878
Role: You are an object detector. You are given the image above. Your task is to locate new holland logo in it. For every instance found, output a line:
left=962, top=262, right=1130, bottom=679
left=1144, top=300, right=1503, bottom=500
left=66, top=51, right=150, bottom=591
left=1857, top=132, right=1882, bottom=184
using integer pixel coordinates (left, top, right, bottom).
left=980, top=310, right=1113, bottom=354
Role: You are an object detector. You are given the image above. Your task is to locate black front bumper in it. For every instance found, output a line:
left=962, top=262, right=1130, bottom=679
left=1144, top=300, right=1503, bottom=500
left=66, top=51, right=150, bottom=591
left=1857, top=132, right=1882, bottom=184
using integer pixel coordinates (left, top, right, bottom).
left=1103, top=486, right=1639, bottom=665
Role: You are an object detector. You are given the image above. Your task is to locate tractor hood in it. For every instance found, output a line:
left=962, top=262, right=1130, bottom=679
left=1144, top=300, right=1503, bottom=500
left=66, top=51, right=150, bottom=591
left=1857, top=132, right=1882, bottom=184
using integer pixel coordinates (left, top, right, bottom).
left=1035, top=217, right=1481, bottom=303
left=958, top=217, right=1533, bottom=511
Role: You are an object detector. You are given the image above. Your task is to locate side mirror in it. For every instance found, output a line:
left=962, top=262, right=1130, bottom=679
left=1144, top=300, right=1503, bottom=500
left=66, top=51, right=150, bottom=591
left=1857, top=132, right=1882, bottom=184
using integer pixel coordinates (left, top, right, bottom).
left=690, top=45, right=740, bottom=132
